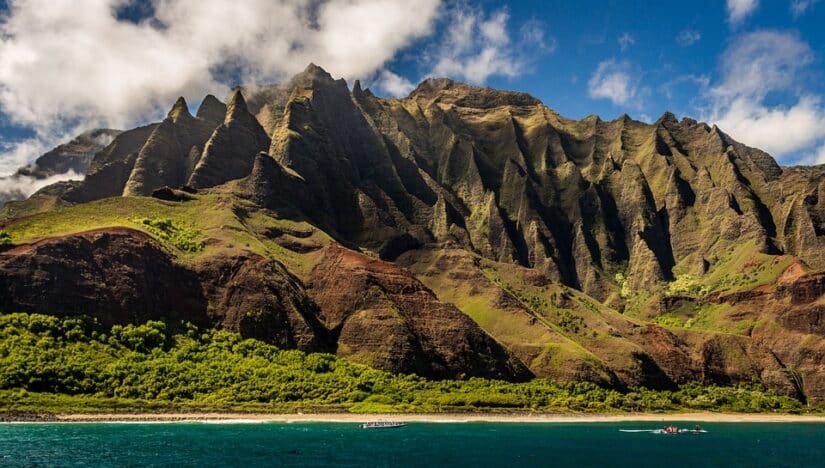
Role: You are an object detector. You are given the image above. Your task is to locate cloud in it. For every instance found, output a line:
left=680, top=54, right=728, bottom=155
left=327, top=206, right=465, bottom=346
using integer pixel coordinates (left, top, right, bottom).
left=706, top=30, right=825, bottom=161
left=676, top=29, right=701, bottom=46
left=426, top=6, right=552, bottom=84
left=587, top=59, right=638, bottom=107
left=0, top=0, right=442, bottom=175
left=727, top=0, right=759, bottom=24
left=714, top=96, right=825, bottom=157
left=0, top=135, right=52, bottom=175
left=618, top=33, right=635, bottom=51
left=711, top=30, right=813, bottom=101
left=796, top=141, right=825, bottom=166
left=791, top=0, right=820, bottom=17
left=0, top=169, right=83, bottom=204
left=815, top=146, right=825, bottom=165
left=373, top=70, right=415, bottom=97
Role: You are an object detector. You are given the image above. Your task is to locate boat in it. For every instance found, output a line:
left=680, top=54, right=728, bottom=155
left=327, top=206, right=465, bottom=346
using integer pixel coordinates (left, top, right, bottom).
left=620, top=425, right=707, bottom=434
left=360, top=421, right=406, bottom=429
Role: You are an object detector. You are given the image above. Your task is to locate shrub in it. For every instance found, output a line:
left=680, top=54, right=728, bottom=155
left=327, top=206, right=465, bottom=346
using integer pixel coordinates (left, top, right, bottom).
left=666, top=274, right=710, bottom=297
left=0, top=313, right=808, bottom=414
left=135, top=218, right=204, bottom=252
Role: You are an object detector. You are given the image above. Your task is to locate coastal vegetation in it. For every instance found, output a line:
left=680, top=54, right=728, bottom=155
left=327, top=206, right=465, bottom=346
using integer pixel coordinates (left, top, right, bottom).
left=0, top=313, right=809, bottom=415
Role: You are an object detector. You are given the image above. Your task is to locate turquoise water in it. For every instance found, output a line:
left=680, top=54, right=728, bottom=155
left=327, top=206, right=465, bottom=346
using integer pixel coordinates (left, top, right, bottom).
left=2, top=421, right=825, bottom=467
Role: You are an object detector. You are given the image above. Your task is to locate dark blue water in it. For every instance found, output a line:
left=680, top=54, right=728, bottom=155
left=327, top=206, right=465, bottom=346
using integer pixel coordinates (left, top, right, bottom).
left=2, top=421, right=824, bottom=467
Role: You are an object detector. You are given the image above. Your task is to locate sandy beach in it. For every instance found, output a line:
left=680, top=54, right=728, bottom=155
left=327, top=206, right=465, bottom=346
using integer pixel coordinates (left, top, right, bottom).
left=43, top=412, right=825, bottom=424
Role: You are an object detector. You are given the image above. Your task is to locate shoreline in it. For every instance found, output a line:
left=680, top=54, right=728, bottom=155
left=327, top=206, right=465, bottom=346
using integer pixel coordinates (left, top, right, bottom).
left=5, top=412, right=825, bottom=424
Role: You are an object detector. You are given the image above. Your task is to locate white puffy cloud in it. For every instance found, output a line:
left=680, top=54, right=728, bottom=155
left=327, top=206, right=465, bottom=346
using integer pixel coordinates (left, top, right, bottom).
left=712, top=31, right=813, bottom=101
left=427, top=6, right=552, bottom=84
left=587, top=59, right=638, bottom=107
left=373, top=70, right=415, bottom=98
left=706, top=30, right=825, bottom=161
left=791, top=0, right=820, bottom=17
left=727, top=0, right=759, bottom=24
left=0, top=0, right=442, bottom=175
left=676, top=29, right=701, bottom=46
left=714, top=96, right=825, bottom=157
left=798, top=144, right=825, bottom=165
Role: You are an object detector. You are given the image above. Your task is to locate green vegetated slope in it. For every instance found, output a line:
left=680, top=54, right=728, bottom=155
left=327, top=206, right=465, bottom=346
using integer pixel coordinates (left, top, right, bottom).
left=0, top=313, right=806, bottom=414
left=0, top=189, right=330, bottom=275
left=0, top=190, right=820, bottom=404
left=3, top=64, right=825, bottom=407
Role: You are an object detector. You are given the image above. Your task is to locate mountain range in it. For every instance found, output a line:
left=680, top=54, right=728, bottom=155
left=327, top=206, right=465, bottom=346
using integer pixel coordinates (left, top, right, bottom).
left=3, top=64, right=825, bottom=403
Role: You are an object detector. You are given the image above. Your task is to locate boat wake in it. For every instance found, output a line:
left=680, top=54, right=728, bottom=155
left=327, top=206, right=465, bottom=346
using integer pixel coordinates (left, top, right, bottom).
left=620, top=428, right=708, bottom=434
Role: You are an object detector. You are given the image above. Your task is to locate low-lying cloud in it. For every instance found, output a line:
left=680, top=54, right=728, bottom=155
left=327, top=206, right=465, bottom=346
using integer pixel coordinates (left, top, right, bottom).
left=0, top=169, right=83, bottom=206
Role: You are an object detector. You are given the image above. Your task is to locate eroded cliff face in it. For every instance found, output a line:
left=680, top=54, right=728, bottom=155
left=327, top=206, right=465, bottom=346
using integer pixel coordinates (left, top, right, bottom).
left=306, top=243, right=532, bottom=380
left=0, top=229, right=530, bottom=381
left=52, top=65, right=821, bottom=300
left=3, top=64, right=825, bottom=400
left=238, top=67, right=817, bottom=306
left=0, top=229, right=326, bottom=351
left=63, top=92, right=269, bottom=203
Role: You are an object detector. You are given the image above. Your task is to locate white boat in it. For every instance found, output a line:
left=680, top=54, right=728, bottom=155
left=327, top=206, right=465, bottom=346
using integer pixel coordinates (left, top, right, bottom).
left=360, top=421, right=406, bottom=429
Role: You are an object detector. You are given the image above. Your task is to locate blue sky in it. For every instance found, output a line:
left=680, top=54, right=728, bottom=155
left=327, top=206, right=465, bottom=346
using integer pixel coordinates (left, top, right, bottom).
left=376, top=0, right=825, bottom=164
left=0, top=0, right=824, bottom=178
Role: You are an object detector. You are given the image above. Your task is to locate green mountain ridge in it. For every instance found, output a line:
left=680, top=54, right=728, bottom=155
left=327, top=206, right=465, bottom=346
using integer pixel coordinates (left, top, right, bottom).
left=3, top=64, right=825, bottom=404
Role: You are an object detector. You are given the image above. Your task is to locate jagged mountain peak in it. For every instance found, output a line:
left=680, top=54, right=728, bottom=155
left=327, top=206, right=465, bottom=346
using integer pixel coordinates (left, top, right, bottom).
left=407, top=77, right=458, bottom=97
left=196, top=94, right=227, bottom=124
left=657, top=111, right=679, bottom=124
left=303, top=62, right=330, bottom=76
left=407, top=77, right=541, bottom=108
left=225, top=89, right=251, bottom=123
left=167, top=97, right=192, bottom=122
left=288, top=63, right=346, bottom=91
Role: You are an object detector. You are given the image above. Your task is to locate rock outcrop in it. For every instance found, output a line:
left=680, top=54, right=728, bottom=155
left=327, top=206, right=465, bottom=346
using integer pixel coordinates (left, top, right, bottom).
left=61, top=91, right=276, bottom=201
left=306, top=244, right=532, bottom=380
left=0, top=229, right=529, bottom=380
left=0, top=228, right=208, bottom=326
left=122, top=98, right=217, bottom=196
left=187, top=90, right=271, bottom=189
left=0, top=229, right=326, bottom=351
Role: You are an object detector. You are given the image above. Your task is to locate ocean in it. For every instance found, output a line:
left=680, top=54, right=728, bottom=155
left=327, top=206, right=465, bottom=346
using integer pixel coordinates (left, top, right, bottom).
left=2, top=421, right=824, bottom=467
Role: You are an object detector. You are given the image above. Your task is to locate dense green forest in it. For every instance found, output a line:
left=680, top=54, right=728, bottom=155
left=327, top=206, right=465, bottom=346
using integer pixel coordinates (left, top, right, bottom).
left=0, top=313, right=809, bottom=414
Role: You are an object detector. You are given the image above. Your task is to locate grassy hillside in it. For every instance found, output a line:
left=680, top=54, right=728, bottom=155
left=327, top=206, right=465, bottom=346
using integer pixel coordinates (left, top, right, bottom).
left=0, top=313, right=808, bottom=415
left=0, top=191, right=331, bottom=276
